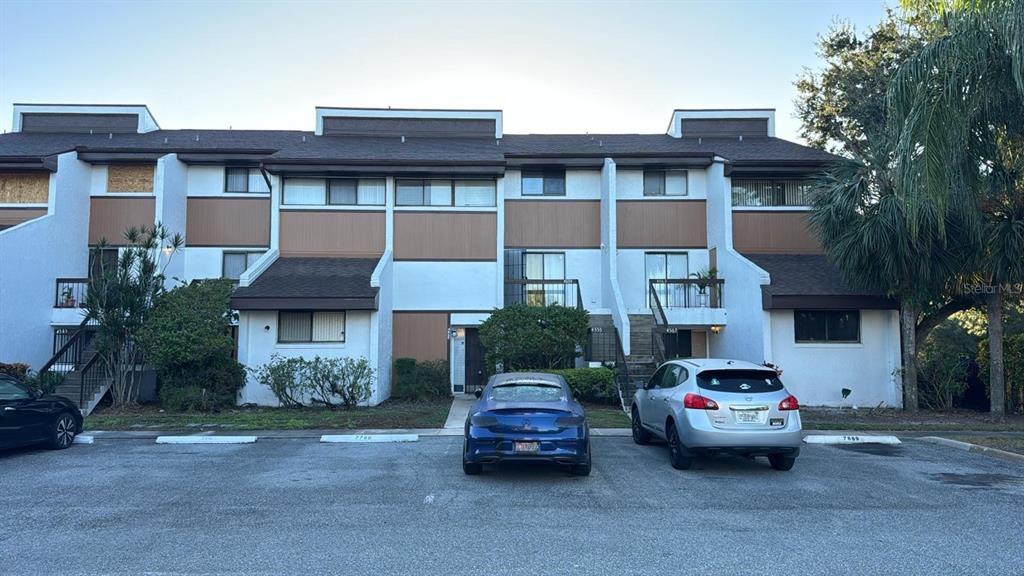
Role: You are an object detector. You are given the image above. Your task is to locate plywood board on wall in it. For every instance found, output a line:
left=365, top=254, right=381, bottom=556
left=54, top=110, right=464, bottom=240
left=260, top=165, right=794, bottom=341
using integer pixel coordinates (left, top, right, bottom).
left=0, top=173, right=49, bottom=203
left=107, top=165, right=154, bottom=193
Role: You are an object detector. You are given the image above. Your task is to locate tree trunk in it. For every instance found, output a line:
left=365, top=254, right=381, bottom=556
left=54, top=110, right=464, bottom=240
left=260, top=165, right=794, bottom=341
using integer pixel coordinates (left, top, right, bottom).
left=900, top=301, right=919, bottom=412
left=987, top=289, right=1005, bottom=416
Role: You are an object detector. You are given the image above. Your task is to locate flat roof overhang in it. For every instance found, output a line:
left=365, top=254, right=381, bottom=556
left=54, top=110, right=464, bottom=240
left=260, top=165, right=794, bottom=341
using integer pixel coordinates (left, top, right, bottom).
left=0, top=155, right=58, bottom=172
left=263, top=161, right=505, bottom=177
left=761, top=292, right=899, bottom=310
left=230, top=296, right=378, bottom=311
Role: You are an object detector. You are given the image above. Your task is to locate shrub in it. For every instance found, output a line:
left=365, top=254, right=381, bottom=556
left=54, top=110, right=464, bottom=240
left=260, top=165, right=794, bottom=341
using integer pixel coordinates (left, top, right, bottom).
left=23, top=370, right=63, bottom=395
left=393, top=358, right=450, bottom=401
left=0, top=362, right=29, bottom=380
left=917, top=320, right=976, bottom=411
left=535, top=367, right=617, bottom=405
left=250, top=355, right=306, bottom=407
left=250, top=355, right=375, bottom=409
left=479, top=304, right=589, bottom=372
left=979, top=333, right=1024, bottom=413
left=140, top=279, right=243, bottom=411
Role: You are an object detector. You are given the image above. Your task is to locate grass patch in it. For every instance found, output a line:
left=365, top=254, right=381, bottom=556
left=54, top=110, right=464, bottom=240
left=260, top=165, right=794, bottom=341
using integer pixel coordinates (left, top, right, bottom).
left=801, top=407, right=1024, bottom=432
left=585, top=403, right=630, bottom=428
left=947, top=436, right=1024, bottom=456
left=86, top=399, right=451, bottom=431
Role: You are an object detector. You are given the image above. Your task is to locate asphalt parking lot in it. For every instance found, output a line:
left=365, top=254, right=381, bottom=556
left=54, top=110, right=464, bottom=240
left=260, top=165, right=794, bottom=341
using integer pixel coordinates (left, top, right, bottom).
left=2, top=436, right=1022, bottom=576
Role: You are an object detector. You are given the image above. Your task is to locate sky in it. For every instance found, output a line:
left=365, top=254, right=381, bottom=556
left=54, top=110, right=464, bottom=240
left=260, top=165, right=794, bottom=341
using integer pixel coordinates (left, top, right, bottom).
left=0, top=0, right=890, bottom=143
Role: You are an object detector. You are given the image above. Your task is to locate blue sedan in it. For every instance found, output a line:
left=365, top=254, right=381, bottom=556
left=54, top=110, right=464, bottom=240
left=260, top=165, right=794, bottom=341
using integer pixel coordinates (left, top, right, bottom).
left=463, top=372, right=591, bottom=476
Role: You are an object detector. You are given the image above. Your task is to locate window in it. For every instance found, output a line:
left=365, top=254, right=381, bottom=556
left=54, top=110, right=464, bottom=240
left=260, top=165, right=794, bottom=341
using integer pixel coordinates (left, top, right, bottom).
left=278, top=311, right=346, bottom=343
left=794, top=310, right=860, bottom=343
left=225, top=168, right=270, bottom=194
left=522, top=170, right=566, bottom=196
left=0, top=376, right=30, bottom=400
left=89, top=248, right=118, bottom=280
left=697, top=370, right=784, bottom=393
left=732, top=179, right=814, bottom=207
left=396, top=179, right=496, bottom=207
left=396, top=179, right=453, bottom=206
left=524, top=252, right=565, bottom=306
left=282, top=178, right=385, bottom=206
left=644, top=171, right=665, bottom=196
left=645, top=252, right=689, bottom=307
left=222, top=251, right=264, bottom=281
left=491, top=382, right=564, bottom=402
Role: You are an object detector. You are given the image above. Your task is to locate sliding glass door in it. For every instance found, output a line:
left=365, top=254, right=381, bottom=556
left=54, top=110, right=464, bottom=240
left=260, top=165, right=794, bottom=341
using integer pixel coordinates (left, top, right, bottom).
left=524, top=252, right=566, bottom=306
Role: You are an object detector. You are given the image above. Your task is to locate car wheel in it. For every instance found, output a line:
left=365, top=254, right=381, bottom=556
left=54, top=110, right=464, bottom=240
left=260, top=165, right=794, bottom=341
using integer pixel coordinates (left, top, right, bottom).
left=666, top=422, right=692, bottom=470
left=49, top=412, right=77, bottom=450
left=768, top=453, right=796, bottom=471
left=571, top=442, right=592, bottom=476
left=631, top=407, right=651, bottom=445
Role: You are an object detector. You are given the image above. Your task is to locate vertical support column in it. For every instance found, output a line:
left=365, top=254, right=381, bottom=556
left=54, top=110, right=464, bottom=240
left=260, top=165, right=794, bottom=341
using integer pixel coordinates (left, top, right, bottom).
left=495, top=175, right=505, bottom=307
left=601, top=157, right=630, bottom=356
left=154, top=153, right=187, bottom=284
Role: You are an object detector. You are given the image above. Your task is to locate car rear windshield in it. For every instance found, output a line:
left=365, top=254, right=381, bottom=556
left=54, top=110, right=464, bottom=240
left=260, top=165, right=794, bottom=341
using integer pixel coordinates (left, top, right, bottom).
left=696, top=370, right=783, bottom=393
left=491, top=383, right=564, bottom=402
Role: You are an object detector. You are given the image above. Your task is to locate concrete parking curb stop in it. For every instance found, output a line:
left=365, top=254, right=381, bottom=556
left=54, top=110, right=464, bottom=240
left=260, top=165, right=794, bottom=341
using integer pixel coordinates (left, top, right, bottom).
left=804, top=434, right=901, bottom=445
left=919, top=436, right=1024, bottom=463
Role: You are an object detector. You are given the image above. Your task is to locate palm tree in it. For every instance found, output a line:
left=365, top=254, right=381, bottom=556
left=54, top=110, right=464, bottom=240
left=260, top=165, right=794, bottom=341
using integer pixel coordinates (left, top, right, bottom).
left=889, top=0, right=1024, bottom=413
left=809, top=138, right=975, bottom=412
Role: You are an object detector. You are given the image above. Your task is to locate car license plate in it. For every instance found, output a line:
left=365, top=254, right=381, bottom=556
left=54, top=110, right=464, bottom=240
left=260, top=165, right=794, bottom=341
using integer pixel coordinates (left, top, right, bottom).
left=514, top=441, right=539, bottom=453
left=736, top=410, right=764, bottom=424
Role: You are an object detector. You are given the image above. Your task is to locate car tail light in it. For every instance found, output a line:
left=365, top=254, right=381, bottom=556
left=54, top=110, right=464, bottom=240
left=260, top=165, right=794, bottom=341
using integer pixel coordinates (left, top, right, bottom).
left=778, top=395, right=800, bottom=411
left=555, top=415, right=585, bottom=427
left=470, top=414, right=499, bottom=427
left=683, top=393, right=719, bottom=410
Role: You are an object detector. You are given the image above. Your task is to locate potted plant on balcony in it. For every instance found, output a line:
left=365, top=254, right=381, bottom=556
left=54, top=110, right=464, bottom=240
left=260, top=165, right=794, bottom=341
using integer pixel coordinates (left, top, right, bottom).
left=60, top=286, right=75, bottom=308
left=690, top=267, right=718, bottom=308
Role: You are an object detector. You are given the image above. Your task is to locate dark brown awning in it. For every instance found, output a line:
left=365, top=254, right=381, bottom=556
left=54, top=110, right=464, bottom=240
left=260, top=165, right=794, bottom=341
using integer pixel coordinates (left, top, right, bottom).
left=231, top=257, right=379, bottom=311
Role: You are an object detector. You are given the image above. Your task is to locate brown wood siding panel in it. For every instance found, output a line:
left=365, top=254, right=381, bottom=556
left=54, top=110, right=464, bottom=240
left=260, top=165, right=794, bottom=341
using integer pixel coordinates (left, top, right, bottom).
left=393, top=312, right=449, bottom=362
left=394, top=212, right=496, bottom=260
left=186, top=198, right=270, bottom=247
left=107, top=165, right=154, bottom=193
left=323, top=116, right=495, bottom=138
left=504, top=201, right=601, bottom=248
left=0, top=208, right=46, bottom=226
left=279, top=211, right=385, bottom=257
left=616, top=200, right=707, bottom=248
left=88, top=197, right=155, bottom=244
left=0, top=173, right=49, bottom=203
left=732, top=212, right=823, bottom=254
left=21, top=113, right=138, bottom=134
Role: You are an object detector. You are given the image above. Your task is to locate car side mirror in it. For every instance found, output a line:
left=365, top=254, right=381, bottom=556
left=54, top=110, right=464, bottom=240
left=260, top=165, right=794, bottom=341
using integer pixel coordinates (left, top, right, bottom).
left=474, top=389, right=482, bottom=399
left=30, top=387, right=43, bottom=399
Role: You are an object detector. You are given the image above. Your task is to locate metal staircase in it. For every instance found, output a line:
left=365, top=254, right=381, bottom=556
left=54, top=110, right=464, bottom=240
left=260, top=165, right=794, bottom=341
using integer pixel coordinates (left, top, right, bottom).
left=39, top=318, right=110, bottom=416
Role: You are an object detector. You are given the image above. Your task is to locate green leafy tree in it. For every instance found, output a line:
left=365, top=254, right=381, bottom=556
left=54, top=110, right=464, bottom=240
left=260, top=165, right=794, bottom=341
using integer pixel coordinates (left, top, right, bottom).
left=85, top=224, right=183, bottom=407
left=139, top=279, right=244, bottom=411
left=797, top=10, right=974, bottom=411
left=889, top=0, right=1024, bottom=413
left=478, top=304, right=589, bottom=372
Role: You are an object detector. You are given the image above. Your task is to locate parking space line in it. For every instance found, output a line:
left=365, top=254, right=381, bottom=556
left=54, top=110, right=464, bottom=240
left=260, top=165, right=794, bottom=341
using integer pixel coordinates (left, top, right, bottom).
left=155, top=436, right=258, bottom=444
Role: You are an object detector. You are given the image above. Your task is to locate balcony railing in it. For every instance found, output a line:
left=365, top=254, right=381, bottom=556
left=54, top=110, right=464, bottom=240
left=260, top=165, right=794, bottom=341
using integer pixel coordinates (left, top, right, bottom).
left=648, top=278, right=724, bottom=310
left=504, top=279, right=583, bottom=309
left=55, top=278, right=88, bottom=308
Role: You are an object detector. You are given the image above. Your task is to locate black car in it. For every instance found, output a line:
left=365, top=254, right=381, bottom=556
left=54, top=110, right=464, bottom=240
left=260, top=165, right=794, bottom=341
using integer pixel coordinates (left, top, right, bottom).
left=0, top=374, right=83, bottom=451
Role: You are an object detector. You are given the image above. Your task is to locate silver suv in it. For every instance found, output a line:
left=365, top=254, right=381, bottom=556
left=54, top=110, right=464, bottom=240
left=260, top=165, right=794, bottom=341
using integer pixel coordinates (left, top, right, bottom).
left=631, top=358, right=802, bottom=471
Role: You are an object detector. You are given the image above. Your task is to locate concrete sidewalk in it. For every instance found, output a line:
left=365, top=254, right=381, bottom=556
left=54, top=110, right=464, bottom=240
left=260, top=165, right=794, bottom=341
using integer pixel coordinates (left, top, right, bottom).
left=444, top=395, right=476, bottom=429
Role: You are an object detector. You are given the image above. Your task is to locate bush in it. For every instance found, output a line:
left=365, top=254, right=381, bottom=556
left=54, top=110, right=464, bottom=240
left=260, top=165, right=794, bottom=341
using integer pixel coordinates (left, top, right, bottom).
left=917, top=320, right=976, bottom=411
left=158, top=357, right=246, bottom=411
left=140, top=279, right=243, bottom=411
left=250, top=355, right=306, bottom=407
left=393, top=358, right=450, bottom=401
left=23, top=370, right=63, bottom=395
left=535, top=367, right=617, bottom=405
left=250, top=355, right=375, bottom=409
left=0, top=362, right=29, bottom=380
left=979, top=333, right=1024, bottom=413
left=479, top=304, right=589, bottom=372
